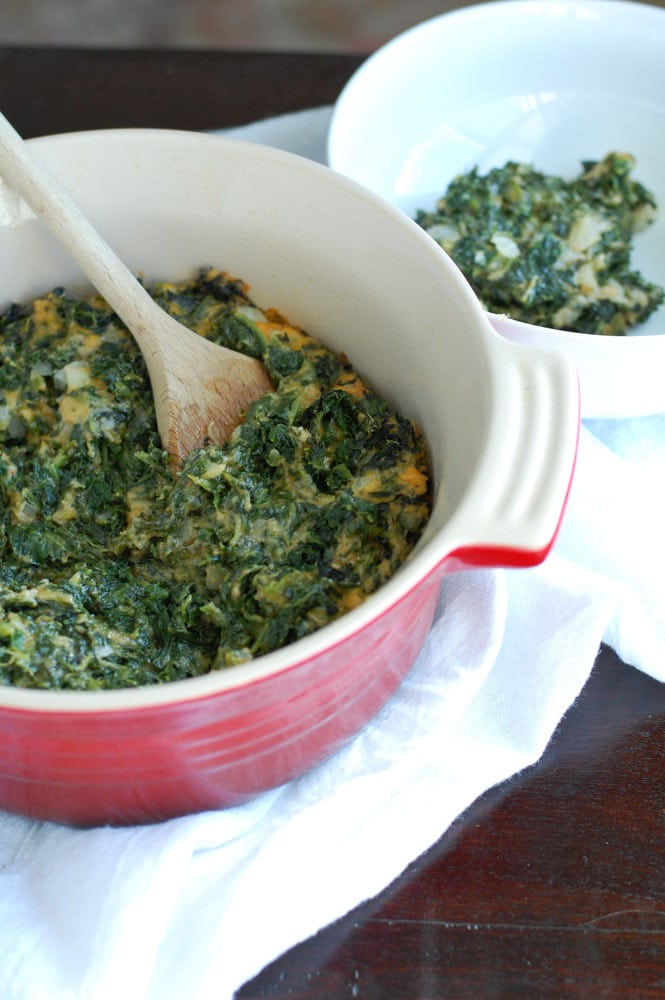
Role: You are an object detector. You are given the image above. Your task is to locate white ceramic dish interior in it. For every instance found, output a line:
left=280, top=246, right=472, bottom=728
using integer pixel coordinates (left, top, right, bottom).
left=327, top=0, right=665, bottom=419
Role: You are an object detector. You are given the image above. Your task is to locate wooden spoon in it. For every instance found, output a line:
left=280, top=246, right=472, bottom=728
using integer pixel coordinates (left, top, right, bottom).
left=0, top=112, right=273, bottom=462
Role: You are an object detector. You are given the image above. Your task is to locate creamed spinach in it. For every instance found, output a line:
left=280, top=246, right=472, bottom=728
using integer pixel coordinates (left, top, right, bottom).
left=0, top=269, right=431, bottom=689
left=417, top=152, right=663, bottom=335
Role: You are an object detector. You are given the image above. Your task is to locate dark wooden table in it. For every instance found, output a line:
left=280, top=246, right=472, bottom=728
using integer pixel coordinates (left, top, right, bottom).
left=2, top=45, right=664, bottom=1000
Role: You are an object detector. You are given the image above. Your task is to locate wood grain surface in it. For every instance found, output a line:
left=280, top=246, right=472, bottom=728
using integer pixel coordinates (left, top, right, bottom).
left=240, top=648, right=665, bottom=999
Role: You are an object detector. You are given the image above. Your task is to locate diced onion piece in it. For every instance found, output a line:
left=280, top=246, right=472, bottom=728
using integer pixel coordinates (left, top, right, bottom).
left=235, top=305, right=267, bottom=323
left=567, top=212, right=608, bottom=254
left=55, top=360, right=92, bottom=391
left=490, top=232, right=520, bottom=259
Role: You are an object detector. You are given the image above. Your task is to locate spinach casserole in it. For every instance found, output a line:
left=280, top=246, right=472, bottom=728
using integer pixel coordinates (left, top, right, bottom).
left=0, top=269, right=431, bottom=690
left=416, top=152, right=663, bottom=335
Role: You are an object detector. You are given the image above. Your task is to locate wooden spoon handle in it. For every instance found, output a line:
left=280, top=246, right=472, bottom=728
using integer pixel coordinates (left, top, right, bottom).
left=0, top=111, right=273, bottom=462
left=0, top=110, right=172, bottom=357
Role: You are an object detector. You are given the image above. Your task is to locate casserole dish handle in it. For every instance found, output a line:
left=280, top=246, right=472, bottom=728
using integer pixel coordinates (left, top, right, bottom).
left=447, top=338, right=580, bottom=570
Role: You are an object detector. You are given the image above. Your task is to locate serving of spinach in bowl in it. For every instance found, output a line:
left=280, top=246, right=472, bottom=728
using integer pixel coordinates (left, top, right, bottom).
left=416, top=153, right=663, bottom=336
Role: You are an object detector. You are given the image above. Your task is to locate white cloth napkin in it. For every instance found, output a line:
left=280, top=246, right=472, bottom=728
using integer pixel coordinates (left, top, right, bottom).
left=1, top=107, right=664, bottom=1000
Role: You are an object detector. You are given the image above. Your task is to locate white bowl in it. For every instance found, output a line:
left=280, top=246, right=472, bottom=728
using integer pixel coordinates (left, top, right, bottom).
left=327, top=0, right=665, bottom=418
